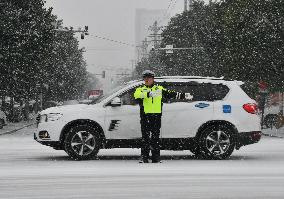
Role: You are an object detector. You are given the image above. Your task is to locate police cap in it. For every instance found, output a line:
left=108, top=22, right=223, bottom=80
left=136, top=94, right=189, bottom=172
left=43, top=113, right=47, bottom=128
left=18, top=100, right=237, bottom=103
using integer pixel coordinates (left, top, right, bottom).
left=142, top=70, right=155, bottom=78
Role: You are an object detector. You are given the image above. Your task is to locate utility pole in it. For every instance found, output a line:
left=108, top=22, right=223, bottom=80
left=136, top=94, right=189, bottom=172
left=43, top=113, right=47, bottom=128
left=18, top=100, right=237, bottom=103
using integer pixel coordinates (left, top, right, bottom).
left=148, top=21, right=163, bottom=73
left=148, top=21, right=162, bottom=48
left=137, top=38, right=148, bottom=62
left=130, top=59, right=136, bottom=79
left=141, top=38, right=149, bottom=59
left=184, top=0, right=193, bottom=11
left=188, top=0, right=193, bottom=11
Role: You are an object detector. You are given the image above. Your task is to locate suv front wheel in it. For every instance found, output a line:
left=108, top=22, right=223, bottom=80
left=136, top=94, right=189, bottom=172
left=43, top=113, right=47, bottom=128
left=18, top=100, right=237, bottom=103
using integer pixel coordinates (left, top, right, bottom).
left=198, top=125, right=235, bottom=159
left=64, top=124, right=101, bottom=160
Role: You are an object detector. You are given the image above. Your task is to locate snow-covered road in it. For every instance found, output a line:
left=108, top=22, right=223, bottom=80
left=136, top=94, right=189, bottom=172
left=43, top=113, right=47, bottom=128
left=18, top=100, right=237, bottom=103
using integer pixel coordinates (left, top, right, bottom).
left=0, top=125, right=284, bottom=199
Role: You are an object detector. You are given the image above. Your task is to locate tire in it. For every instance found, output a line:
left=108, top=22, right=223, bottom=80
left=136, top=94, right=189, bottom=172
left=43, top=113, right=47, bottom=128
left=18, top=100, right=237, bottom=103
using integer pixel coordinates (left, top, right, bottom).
left=0, top=119, right=4, bottom=129
left=64, top=124, right=101, bottom=160
left=198, top=125, right=236, bottom=160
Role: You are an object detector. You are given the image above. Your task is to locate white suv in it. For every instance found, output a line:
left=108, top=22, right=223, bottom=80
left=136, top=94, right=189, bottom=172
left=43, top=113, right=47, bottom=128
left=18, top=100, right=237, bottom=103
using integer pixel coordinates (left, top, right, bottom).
left=34, top=76, right=261, bottom=160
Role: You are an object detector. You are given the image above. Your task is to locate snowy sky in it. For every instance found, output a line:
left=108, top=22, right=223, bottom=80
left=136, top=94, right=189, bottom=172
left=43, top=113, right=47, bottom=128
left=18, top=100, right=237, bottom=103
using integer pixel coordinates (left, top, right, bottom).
left=44, top=0, right=210, bottom=91
left=44, top=0, right=202, bottom=74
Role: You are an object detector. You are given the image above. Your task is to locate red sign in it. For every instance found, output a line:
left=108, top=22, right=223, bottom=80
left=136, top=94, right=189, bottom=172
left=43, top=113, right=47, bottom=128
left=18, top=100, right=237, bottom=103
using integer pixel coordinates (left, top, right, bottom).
left=87, top=90, right=103, bottom=97
left=258, top=81, right=268, bottom=91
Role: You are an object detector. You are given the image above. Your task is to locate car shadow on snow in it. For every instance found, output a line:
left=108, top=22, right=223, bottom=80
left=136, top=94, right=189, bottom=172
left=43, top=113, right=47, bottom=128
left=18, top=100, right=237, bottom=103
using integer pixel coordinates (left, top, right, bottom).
left=227, top=154, right=260, bottom=161
left=33, top=154, right=196, bottom=161
left=33, top=154, right=259, bottom=161
left=96, top=154, right=197, bottom=161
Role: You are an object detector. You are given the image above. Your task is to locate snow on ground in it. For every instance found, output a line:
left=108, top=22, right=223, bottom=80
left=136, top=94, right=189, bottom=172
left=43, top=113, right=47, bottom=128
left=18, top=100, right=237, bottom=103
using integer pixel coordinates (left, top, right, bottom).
left=0, top=120, right=35, bottom=135
left=262, top=126, right=284, bottom=138
left=0, top=125, right=284, bottom=199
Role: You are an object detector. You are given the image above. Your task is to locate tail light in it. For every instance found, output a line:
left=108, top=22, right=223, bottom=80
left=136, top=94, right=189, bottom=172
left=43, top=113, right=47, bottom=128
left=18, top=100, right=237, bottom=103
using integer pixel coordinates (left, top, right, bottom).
left=243, top=103, right=258, bottom=114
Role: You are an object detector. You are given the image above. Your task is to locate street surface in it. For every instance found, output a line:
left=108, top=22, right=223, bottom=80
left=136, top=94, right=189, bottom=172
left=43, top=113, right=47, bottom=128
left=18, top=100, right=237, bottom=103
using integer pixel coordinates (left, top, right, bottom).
left=0, top=125, right=284, bottom=199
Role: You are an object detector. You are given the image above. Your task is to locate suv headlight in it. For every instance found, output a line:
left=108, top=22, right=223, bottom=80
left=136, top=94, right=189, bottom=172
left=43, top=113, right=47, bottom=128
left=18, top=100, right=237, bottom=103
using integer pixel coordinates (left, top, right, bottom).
left=39, top=113, right=63, bottom=123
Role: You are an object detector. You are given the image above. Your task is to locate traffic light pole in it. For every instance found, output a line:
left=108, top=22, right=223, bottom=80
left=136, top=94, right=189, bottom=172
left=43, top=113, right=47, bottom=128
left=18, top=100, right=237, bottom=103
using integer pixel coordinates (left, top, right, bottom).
left=151, top=45, right=204, bottom=54
left=53, top=23, right=89, bottom=39
left=93, top=71, right=105, bottom=78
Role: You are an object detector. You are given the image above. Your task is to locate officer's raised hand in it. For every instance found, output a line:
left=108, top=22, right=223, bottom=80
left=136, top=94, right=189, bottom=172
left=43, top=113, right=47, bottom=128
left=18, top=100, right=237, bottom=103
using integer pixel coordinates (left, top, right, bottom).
left=185, top=93, right=194, bottom=100
left=148, top=90, right=162, bottom=98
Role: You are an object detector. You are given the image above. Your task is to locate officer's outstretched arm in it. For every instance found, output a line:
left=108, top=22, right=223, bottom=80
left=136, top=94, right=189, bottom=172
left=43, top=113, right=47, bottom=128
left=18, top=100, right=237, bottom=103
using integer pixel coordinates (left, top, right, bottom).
left=162, top=88, right=193, bottom=100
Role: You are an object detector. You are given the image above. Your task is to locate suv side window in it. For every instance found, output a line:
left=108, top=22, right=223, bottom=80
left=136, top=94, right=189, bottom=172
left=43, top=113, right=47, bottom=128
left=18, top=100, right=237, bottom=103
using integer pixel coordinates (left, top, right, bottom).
left=197, top=83, right=229, bottom=101
left=161, top=82, right=229, bottom=103
left=119, top=88, right=139, bottom=105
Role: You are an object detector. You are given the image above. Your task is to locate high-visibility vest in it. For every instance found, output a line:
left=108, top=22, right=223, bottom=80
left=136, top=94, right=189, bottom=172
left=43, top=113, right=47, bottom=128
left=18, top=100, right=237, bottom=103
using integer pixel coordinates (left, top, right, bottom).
left=134, top=85, right=164, bottom=114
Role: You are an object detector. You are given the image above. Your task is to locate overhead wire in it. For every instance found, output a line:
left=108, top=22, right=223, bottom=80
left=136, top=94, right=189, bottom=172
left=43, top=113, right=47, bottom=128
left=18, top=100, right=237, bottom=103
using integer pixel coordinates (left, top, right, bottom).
left=157, top=0, right=178, bottom=25
left=83, top=48, right=130, bottom=51
left=156, top=0, right=173, bottom=24
left=85, top=0, right=180, bottom=51
left=88, top=33, right=136, bottom=47
left=85, top=1, right=177, bottom=49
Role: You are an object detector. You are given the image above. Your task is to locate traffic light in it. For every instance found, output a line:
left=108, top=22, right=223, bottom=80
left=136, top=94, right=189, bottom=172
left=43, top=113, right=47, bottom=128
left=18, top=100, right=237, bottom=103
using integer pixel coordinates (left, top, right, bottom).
left=81, top=26, right=89, bottom=39
left=102, top=71, right=106, bottom=78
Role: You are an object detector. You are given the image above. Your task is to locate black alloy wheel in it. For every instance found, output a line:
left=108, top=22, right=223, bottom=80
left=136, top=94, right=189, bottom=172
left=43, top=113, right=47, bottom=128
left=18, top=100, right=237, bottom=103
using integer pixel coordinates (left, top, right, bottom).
left=198, top=125, right=236, bottom=159
left=64, top=124, right=101, bottom=160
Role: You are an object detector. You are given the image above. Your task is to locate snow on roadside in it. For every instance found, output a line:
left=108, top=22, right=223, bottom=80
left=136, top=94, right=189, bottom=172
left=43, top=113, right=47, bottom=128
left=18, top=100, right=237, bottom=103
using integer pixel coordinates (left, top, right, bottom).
left=0, top=120, right=36, bottom=135
left=262, top=126, right=284, bottom=138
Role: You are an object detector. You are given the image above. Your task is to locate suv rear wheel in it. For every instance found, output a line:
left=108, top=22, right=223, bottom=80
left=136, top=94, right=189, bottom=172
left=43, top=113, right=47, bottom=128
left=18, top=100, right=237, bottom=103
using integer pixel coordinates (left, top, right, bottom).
left=198, top=125, right=235, bottom=159
left=64, top=124, right=101, bottom=160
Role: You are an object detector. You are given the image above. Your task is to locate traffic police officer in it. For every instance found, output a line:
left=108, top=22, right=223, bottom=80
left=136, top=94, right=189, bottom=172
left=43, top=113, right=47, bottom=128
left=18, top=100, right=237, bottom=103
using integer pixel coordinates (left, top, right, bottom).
left=134, top=70, right=193, bottom=163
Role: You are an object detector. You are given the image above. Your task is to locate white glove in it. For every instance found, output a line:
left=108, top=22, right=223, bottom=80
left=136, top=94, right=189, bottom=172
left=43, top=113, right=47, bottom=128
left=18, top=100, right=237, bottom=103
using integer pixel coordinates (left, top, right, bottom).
left=149, top=90, right=162, bottom=98
left=185, top=93, right=193, bottom=100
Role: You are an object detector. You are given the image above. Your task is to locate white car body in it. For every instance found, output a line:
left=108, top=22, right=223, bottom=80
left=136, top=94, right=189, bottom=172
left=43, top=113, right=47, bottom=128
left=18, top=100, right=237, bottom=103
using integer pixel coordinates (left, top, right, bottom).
left=35, top=76, right=262, bottom=159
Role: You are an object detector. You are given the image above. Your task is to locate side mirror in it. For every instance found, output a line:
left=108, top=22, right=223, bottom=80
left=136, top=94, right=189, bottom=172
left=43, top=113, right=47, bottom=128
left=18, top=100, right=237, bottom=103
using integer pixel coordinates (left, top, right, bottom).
left=110, top=97, right=121, bottom=107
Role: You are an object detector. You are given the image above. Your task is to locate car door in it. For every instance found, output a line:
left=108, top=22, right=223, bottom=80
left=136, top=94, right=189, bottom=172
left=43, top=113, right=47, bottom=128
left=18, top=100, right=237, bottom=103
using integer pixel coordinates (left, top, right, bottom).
left=104, top=87, right=141, bottom=139
left=161, top=81, right=214, bottom=138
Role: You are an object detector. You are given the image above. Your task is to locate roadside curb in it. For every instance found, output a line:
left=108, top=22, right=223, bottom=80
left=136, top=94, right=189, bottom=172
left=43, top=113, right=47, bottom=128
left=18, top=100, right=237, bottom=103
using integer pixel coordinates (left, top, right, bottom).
left=262, top=133, right=284, bottom=139
left=0, top=123, right=36, bottom=136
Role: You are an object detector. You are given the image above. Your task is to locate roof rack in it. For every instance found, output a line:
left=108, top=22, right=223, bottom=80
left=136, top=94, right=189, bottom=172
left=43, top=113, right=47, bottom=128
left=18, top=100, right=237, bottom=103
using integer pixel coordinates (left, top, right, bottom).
left=154, top=76, right=225, bottom=80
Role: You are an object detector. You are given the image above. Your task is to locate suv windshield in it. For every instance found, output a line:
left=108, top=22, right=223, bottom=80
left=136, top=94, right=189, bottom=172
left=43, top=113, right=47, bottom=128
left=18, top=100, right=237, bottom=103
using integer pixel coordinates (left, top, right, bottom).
left=90, top=84, right=128, bottom=104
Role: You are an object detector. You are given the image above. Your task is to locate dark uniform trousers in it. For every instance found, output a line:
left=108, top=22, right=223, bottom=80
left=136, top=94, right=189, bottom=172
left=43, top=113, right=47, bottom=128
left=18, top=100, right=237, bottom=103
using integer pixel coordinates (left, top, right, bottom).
left=140, top=113, right=161, bottom=162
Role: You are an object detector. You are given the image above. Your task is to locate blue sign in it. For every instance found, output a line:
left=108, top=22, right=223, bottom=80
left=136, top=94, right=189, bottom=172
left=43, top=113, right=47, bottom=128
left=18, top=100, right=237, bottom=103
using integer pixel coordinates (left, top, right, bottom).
left=195, top=103, right=210, bottom=109
left=223, top=105, right=231, bottom=113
